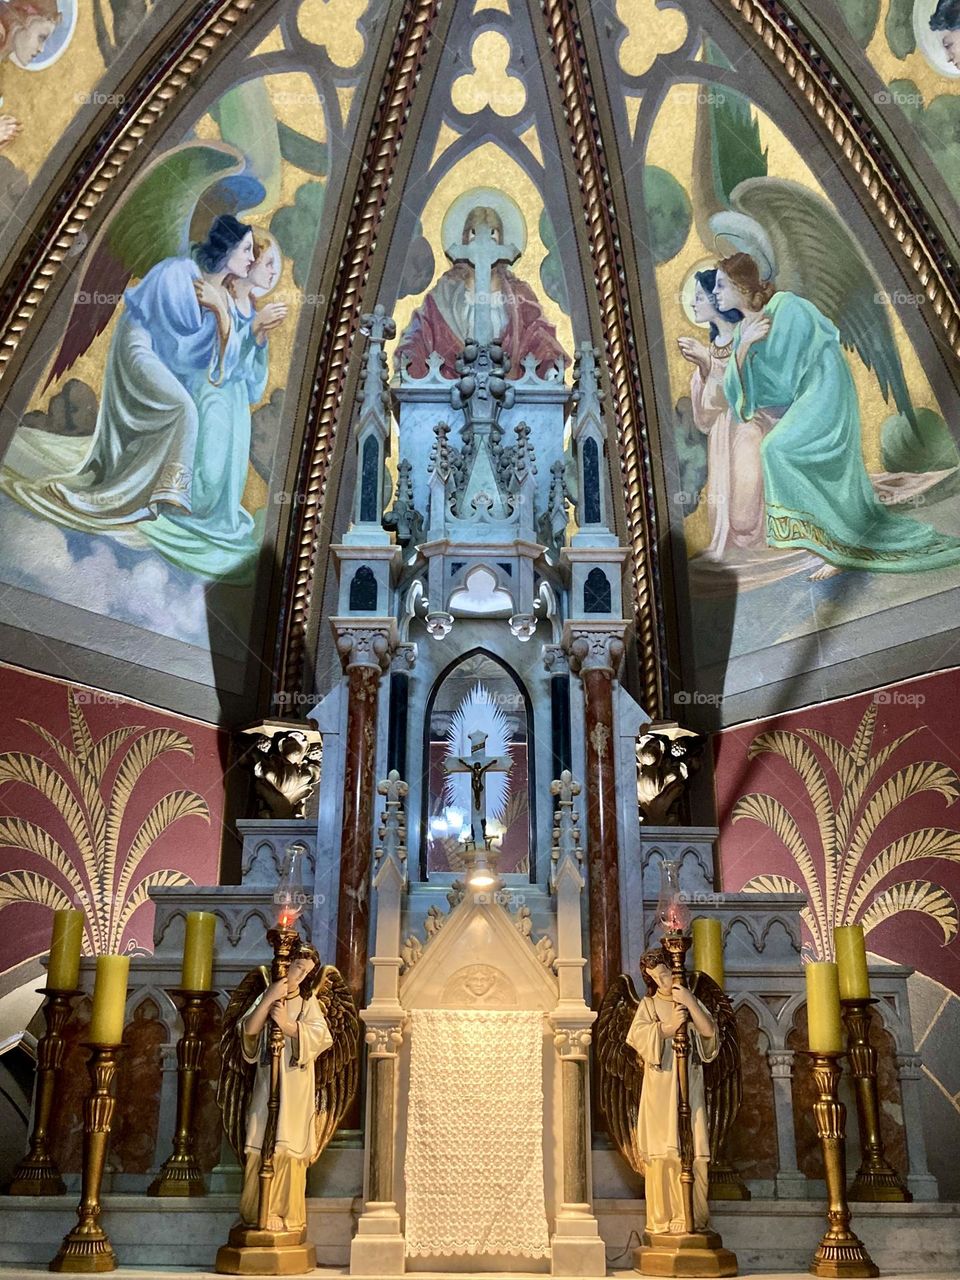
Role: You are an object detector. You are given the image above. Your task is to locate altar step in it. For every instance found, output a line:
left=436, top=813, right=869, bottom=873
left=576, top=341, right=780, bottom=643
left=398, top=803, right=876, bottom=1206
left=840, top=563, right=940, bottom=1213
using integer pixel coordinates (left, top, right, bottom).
left=0, top=1197, right=957, bottom=1275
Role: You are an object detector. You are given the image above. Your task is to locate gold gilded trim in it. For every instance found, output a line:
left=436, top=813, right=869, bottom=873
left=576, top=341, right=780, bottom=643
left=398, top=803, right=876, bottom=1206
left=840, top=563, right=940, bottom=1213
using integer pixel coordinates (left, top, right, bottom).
left=723, top=0, right=960, bottom=358
left=540, top=0, right=665, bottom=716
left=273, top=0, right=442, bottom=698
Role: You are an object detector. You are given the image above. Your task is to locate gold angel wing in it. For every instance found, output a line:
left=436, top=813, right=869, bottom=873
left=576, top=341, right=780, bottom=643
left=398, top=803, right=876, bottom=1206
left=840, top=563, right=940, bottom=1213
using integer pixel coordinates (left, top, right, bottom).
left=690, top=971, right=742, bottom=1164
left=312, top=965, right=361, bottom=1159
left=595, top=973, right=644, bottom=1174
left=217, top=966, right=269, bottom=1160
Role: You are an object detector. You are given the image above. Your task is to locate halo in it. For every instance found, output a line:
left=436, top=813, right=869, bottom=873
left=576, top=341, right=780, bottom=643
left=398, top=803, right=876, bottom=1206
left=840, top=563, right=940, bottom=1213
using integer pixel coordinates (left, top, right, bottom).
left=913, top=0, right=960, bottom=77
left=680, top=258, right=723, bottom=327
left=708, top=210, right=777, bottom=281
left=441, top=187, right=527, bottom=261
left=9, top=0, right=78, bottom=70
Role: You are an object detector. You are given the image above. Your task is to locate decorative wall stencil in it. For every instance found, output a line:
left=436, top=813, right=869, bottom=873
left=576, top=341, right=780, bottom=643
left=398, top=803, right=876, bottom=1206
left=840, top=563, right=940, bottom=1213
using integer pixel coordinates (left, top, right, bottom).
left=715, top=669, right=960, bottom=995
left=0, top=663, right=225, bottom=978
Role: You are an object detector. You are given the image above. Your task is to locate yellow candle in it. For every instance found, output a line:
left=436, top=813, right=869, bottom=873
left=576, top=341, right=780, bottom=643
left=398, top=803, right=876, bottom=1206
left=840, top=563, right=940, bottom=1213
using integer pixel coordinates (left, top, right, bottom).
left=692, top=917, right=725, bottom=988
left=805, top=961, right=844, bottom=1053
left=47, top=909, right=83, bottom=990
left=88, top=955, right=130, bottom=1045
left=180, top=912, right=216, bottom=991
left=835, top=925, right=870, bottom=1000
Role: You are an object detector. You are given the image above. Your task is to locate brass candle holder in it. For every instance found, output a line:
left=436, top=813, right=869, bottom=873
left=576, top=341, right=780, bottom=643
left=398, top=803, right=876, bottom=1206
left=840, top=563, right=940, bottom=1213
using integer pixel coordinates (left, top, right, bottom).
left=50, top=1043, right=123, bottom=1273
left=841, top=997, right=911, bottom=1203
left=148, top=989, right=209, bottom=1197
left=7, top=986, right=80, bottom=1196
left=803, top=1050, right=878, bottom=1278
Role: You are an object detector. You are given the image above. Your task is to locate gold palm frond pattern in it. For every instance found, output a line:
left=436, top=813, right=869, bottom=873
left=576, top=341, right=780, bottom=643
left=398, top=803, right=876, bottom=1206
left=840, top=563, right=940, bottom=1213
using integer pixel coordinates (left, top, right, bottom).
left=732, top=703, right=960, bottom=958
left=0, top=688, right=210, bottom=955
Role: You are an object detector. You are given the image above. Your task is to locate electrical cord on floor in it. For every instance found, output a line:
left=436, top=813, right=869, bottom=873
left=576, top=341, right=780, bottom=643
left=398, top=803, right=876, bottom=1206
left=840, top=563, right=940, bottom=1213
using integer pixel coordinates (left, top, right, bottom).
left=605, top=1228, right=642, bottom=1263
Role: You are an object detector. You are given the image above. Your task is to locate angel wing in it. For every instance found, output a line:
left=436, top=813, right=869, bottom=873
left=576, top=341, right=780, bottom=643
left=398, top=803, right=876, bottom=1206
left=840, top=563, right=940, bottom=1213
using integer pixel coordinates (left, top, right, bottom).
left=47, top=141, right=250, bottom=387
left=690, top=970, right=742, bottom=1164
left=595, top=973, right=644, bottom=1174
left=311, top=965, right=360, bottom=1159
left=711, top=177, right=916, bottom=428
left=217, top=965, right=269, bottom=1160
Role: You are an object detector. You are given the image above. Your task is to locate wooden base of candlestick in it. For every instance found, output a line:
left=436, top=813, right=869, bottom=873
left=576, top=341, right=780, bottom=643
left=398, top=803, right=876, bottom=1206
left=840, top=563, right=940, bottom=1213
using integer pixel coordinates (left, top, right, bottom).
left=50, top=1044, right=122, bottom=1274
left=841, top=997, right=911, bottom=1204
left=802, top=1050, right=878, bottom=1279
left=635, top=1229, right=739, bottom=1277
left=8, top=986, right=79, bottom=1197
left=148, top=990, right=208, bottom=1197
left=215, top=1223, right=316, bottom=1275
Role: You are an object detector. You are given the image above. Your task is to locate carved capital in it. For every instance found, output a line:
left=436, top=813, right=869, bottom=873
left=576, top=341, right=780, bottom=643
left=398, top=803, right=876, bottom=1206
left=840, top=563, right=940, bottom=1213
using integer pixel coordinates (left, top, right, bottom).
left=552, top=1027, right=593, bottom=1059
left=364, top=1024, right=405, bottom=1056
left=542, top=643, right=570, bottom=675
left=767, top=1050, right=795, bottom=1077
left=562, top=621, right=627, bottom=677
left=332, top=618, right=398, bottom=672
left=391, top=642, right=417, bottom=672
left=895, top=1052, right=923, bottom=1080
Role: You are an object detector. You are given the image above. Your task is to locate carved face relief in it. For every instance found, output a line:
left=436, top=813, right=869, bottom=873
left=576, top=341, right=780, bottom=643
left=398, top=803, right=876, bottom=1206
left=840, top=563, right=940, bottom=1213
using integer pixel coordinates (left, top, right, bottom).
left=440, top=962, right=517, bottom=1008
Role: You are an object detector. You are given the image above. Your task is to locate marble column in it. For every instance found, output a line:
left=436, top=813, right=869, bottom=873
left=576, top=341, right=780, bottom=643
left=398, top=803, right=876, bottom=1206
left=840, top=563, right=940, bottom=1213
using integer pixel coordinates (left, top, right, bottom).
left=895, top=1052, right=940, bottom=1200
left=550, top=1023, right=607, bottom=1277
left=333, top=621, right=395, bottom=1008
left=768, top=1049, right=807, bottom=1197
left=350, top=1022, right=406, bottom=1276
left=563, top=623, right=626, bottom=1008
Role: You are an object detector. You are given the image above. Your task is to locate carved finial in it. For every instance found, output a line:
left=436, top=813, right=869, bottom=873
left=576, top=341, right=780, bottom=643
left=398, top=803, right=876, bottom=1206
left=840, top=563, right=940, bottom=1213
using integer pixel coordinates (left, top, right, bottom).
left=374, top=768, right=408, bottom=875
left=550, top=769, right=584, bottom=885
left=383, top=457, right=423, bottom=547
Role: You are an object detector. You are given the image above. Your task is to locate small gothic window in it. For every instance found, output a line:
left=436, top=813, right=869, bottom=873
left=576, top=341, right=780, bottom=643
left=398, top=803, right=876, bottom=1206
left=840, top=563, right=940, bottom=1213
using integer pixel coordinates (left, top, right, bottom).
left=349, top=565, right=378, bottom=611
left=584, top=567, right=611, bottom=613
left=583, top=437, right=602, bottom=525
left=360, top=435, right=380, bottom=523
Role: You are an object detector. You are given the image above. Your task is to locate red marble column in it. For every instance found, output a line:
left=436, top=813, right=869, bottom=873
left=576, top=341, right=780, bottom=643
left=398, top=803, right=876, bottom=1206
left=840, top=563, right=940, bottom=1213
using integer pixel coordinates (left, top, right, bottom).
left=334, top=625, right=393, bottom=1008
left=566, top=625, right=626, bottom=1010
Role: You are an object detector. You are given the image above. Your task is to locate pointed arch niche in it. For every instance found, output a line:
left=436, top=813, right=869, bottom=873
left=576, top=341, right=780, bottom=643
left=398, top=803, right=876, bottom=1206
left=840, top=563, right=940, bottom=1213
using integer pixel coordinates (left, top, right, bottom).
left=419, top=648, right=537, bottom=882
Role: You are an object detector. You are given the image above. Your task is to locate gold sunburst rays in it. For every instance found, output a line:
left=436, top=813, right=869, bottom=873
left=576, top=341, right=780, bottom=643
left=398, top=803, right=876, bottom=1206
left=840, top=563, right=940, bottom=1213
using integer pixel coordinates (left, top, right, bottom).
left=0, top=689, right=210, bottom=957
left=732, top=702, right=960, bottom=958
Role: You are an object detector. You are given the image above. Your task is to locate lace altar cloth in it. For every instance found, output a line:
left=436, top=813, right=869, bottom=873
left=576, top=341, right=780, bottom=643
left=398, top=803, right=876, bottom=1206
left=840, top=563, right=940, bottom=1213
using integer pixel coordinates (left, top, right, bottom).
left=403, top=1008, right=550, bottom=1258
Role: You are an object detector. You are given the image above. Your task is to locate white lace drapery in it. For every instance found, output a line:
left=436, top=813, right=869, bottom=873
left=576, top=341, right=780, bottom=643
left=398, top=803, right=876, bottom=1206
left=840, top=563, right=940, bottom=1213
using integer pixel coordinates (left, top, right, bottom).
left=403, top=1008, right=550, bottom=1258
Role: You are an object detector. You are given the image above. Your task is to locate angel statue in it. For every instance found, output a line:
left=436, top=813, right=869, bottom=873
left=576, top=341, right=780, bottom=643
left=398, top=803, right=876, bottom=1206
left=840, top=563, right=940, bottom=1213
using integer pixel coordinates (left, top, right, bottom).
left=596, top=946, right=741, bottom=1243
left=217, top=941, right=359, bottom=1240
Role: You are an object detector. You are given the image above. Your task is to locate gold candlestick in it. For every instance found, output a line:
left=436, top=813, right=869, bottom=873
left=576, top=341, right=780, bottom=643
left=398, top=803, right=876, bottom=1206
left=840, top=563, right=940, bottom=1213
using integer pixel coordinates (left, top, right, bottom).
left=841, top=997, right=911, bottom=1202
left=50, top=1043, right=123, bottom=1273
left=803, top=1050, right=878, bottom=1278
left=148, top=990, right=208, bottom=1197
left=8, top=986, right=80, bottom=1196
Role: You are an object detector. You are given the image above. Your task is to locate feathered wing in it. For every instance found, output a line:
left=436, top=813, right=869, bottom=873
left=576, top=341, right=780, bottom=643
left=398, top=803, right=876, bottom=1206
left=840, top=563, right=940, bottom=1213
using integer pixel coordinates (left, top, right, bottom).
left=722, top=176, right=916, bottom=427
left=312, top=965, right=360, bottom=1159
left=217, top=966, right=269, bottom=1160
left=47, top=142, right=246, bottom=386
left=690, top=971, right=742, bottom=1164
left=595, top=973, right=645, bottom=1174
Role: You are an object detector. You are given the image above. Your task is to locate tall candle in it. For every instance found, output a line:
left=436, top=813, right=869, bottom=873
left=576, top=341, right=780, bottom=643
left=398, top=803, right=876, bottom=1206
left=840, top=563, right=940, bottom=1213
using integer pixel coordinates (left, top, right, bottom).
left=805, top=961, right=844, bottom=1053
left=692, top=917, right=725, bottom=988
left=47, top=909, right=83, bottom=990
left=181, top=912, right=216, bottom=991
left=835, top=925, right=870, bottom=1000
left=88, top=955, right=130, bottom=1045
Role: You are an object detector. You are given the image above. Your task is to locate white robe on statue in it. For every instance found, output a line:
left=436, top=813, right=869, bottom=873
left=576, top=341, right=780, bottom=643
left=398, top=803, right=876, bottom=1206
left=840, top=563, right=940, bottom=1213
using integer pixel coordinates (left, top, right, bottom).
left=237, top=989, right=333, bottom=1230
left=627, top=994, right=718, bottom=1235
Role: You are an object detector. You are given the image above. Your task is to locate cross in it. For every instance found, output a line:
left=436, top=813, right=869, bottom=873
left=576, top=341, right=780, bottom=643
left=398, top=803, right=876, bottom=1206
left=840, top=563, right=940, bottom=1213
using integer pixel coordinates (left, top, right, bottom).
left=445, top=226, right=521, bottom=346
left=443, top=729, right=512, bottom=848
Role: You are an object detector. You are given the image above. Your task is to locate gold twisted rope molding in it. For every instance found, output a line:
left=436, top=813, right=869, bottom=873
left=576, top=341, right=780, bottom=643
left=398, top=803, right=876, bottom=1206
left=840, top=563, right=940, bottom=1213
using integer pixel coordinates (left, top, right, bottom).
left=725, top=0, right=960, bottom=356
left=540, top=0, right=666, bottom=717
left=0, top=0, right=257, bottom=378
left=273, top=0, right=442, bottom=698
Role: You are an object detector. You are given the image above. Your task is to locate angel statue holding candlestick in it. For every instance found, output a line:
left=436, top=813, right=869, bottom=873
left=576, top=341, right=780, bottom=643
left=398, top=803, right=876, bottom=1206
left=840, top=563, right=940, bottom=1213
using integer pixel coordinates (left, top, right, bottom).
left=217, top=941, right=359, bottom=1239
left=597, top=945, right=741, bottom=1254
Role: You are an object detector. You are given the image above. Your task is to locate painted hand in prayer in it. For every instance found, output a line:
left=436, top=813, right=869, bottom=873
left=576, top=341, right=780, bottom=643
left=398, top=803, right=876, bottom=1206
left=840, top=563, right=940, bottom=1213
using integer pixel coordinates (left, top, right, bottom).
left=0, top=115, right=22, bottom=149
left=252, top=301, right=288, bottom=343
left=677, top=336, right=710, bottom=374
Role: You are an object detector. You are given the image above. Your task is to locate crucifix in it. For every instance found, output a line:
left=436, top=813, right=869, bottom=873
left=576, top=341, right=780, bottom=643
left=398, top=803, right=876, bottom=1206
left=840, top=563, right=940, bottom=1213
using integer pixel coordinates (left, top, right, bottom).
left=443, top=729, right=513, bottom=848
left=445, top=225, right=521, bottom=347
